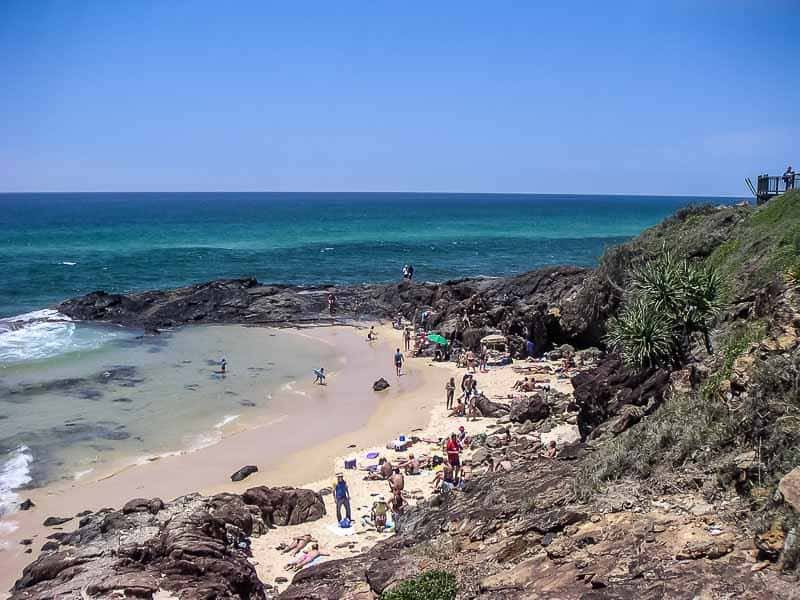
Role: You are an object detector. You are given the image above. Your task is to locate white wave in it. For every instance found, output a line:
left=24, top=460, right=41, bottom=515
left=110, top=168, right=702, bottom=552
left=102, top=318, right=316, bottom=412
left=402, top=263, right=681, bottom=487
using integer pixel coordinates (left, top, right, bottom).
left=281, top=381, right=296, bottom=392
left=214, top=414, right=240, bottom=429
left=61, top=261, right=77, bottom=266
left=73, top=468, right=94, bottom=480
left=0, top=446, right=33, bottom=518
left=0, top=309, right=124, bottom=364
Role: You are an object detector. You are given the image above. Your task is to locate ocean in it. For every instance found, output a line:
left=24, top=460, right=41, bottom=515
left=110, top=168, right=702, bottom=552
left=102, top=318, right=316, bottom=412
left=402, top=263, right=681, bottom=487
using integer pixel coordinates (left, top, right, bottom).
left=0, top=192, right=738, bottom=515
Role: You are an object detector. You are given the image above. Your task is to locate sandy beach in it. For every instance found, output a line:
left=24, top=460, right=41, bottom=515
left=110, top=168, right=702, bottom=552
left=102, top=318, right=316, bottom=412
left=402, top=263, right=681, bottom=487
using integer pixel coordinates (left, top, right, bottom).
left=1, top=321, right=577, bottom=597
left=1, top=322, right=472, bottom=594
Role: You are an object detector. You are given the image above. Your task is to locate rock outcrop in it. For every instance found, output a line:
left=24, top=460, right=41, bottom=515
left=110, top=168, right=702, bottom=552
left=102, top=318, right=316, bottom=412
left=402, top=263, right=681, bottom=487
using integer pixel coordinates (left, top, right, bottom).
left=10, top=487, right=324, bottom=600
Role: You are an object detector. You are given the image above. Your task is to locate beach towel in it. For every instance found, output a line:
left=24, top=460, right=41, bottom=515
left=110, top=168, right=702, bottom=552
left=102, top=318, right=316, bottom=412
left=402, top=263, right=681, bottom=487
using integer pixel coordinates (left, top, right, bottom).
left=366, top=451, right=379, bottom=459
left=326, top=523, right=357, bottom=537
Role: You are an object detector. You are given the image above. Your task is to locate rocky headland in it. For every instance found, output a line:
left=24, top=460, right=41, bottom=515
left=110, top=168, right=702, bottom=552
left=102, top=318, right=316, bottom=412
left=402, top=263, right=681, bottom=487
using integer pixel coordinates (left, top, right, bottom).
left=11, top=192, right=800, bottom=598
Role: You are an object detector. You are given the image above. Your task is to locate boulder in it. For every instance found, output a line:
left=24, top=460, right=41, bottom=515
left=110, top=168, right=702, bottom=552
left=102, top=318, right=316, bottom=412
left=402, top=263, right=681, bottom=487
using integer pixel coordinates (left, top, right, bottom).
left=475, top=394, right=510, bottom=417
left=778, top=466, right=800, bottom=513
left=242, top=486, right=325, bottom=527
left=42, top=516, right=72, bottom=527
left=19, top=499, right=34, bottom=511
left=122, top=497, right=164, bottom=515
left=230, top=465, right=259, bottom=482
left=509, top=394, right=550, bottom=423
left=372, top=378, right=390, bottom=392
left=471, top=447, right=490, bottom=465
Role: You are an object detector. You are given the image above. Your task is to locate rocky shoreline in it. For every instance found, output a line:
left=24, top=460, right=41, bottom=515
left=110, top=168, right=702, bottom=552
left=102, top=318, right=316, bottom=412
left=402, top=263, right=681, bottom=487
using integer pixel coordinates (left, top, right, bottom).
left=10, top=199, right=800, bottom=598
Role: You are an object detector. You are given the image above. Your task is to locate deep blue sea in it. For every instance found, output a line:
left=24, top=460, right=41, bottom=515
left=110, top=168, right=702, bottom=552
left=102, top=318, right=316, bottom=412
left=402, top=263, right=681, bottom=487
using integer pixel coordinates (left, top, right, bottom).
left=0, top=192, right=738, bottom=319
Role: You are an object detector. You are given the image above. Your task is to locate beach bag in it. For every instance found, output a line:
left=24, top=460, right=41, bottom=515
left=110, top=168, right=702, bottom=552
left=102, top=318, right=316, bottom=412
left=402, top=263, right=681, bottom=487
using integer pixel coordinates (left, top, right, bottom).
left=344, top=458, right=356, bottom=470
left=339, top=517, right=352, bottom=528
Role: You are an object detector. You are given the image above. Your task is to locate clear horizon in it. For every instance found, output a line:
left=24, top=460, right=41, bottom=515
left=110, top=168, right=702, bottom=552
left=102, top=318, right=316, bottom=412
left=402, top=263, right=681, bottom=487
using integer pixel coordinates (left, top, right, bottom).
left=1, top=1, right=797, bottom=196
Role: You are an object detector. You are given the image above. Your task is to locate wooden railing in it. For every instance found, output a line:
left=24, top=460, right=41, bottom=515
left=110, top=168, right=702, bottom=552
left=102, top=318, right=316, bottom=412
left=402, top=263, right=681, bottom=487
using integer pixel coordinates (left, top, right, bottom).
left=756, top=173, right=798, bottom=204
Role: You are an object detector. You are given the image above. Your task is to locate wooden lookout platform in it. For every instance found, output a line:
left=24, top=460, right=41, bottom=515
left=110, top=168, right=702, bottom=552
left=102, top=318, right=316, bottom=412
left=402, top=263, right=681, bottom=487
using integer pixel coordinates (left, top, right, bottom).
left=752, top=173, right=799, bottom=205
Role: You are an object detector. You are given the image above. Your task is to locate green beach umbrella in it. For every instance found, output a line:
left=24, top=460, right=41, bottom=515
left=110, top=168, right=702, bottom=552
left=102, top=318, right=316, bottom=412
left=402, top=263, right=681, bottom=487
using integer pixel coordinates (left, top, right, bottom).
left=427, top=333, right=449, bottom=347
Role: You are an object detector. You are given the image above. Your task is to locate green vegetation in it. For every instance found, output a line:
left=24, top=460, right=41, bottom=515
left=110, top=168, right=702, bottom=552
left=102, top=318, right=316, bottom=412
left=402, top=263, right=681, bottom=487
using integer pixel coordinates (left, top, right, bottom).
left=701, top=321, right=766, bottom=399
left=573, top=392, right=738, bottom=500
left=380, top=571, right=457, bottom=600
left=605, top=247, right=721, bottom=369
left=706, top=190, right=800, bottom=300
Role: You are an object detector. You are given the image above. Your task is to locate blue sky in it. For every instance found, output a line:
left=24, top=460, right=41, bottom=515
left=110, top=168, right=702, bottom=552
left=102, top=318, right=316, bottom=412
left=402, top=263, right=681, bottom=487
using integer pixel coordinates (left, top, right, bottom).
left=0, top=1, right=797, bottom=195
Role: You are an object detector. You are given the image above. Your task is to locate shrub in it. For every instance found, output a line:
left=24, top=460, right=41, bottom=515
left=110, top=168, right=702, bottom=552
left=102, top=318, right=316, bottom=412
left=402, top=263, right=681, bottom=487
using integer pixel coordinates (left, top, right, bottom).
left=606, top=247, right=721, bottom=369
left=380, top=570, right=457, bottom=600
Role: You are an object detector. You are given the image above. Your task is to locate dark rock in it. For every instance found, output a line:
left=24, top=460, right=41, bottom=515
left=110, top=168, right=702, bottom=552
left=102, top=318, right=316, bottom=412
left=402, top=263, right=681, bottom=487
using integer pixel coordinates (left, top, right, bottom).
left=475, top=393, right=510, bottom=417
left=19, top=499, right=34, bottom=511
left=20, top=539, right=32, bottom=546
left=373, top=378, right=390, bottom=391
left=231, top=465, right=259, bottom=482
left=242, top=486, right=325, bottom=527
left=42, top=516, right=72, bottom=527
left=40, top=541, right=59, bottom=553
left=509, top=394, right=550, bottom=423
left=572, top=355, right=670, bottom=439
left=121, top=497, right=164, bottom=515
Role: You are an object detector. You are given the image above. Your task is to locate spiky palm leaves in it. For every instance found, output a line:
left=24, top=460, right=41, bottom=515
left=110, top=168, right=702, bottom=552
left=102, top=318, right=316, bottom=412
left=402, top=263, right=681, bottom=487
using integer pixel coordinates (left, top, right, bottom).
left=606, top=247, right=721, bottom=369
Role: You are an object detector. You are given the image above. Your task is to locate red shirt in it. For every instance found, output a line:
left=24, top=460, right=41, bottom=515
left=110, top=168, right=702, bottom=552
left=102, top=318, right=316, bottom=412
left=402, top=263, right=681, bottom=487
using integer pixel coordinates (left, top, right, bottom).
left=446, top=439, right=461, bottom=458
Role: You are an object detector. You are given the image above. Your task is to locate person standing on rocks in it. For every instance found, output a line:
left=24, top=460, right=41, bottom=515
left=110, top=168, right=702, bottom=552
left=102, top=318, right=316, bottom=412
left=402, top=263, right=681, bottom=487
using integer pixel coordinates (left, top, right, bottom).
left=445, top=377, right=456, bottom=409
left=394, top=347, right=404, bottom=376
left=446, top=432, right=462, bottom=480
left=334, top=473, right=352, bottom=523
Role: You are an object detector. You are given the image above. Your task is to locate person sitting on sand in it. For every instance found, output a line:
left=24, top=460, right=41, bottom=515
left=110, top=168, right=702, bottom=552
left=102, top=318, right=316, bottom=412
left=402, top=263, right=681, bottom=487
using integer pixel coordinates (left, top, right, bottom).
left=371, top=496, right=390, bottom=532
left=278, top=534, right=315, bottom=554
left=456, top=425, right=469, bottom=446
left=314, top=367, right=326, bottom=385
left=432, top=462, right=455, bottom=492
left=543, top=440, right=558, bottom=458
left=286, top=543, right=328, bottom=571
left=448, top=399, right=466, bottom=418
left=388, top=468, right=405, bottom=496
left=398, top=453, right=421, bottom=475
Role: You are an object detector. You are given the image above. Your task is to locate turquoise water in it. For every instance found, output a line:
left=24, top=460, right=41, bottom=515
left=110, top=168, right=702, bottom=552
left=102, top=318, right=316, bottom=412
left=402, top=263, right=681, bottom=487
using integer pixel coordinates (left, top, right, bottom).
left=0, top=191, right=738, bottom=515
left=0, top=193, right=737, bottom=319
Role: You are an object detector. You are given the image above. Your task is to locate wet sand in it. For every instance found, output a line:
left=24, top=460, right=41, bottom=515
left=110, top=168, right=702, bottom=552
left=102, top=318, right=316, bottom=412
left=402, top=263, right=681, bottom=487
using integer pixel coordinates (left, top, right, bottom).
left=0, top=323, right=436, bottom=595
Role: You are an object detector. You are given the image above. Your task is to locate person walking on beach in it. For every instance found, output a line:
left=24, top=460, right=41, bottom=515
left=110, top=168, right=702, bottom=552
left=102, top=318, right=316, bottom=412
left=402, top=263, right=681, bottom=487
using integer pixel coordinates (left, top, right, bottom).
left=394, top=348, right=404, bottom=376
left=403, top=328, right=411, bottom=351
left=445, top=377, right=456, bottom=410
left=334, top=473, right=352, bottom=522
left=327, top=293, right=336, bottom=316
left=314, top=367, right=326, bottom=385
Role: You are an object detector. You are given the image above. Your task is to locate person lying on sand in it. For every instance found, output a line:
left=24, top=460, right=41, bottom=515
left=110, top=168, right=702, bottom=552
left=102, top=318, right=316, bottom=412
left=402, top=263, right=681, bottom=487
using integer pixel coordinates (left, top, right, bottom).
left=285, top=543, right=328, bottom=571
left=278, top=534, right=315, bottom=554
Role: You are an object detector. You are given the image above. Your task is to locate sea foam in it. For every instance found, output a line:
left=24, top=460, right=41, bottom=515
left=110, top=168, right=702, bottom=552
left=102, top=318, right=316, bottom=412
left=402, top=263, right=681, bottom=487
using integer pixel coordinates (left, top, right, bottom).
left=0, top=309, right=123, bottom=364
left=0, top=446, right=33, bottom=517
